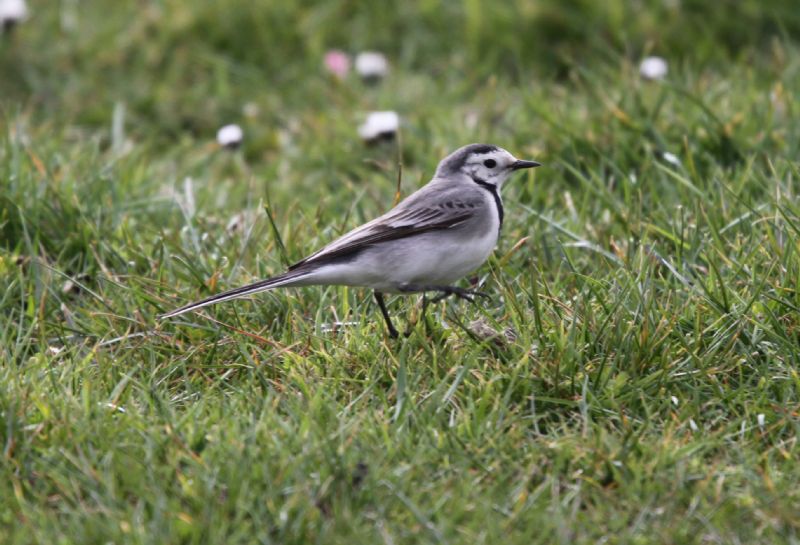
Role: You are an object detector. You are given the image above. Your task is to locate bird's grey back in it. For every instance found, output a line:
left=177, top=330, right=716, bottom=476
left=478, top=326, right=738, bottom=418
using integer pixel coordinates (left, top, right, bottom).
left=291, top=174, right=490, bottom=269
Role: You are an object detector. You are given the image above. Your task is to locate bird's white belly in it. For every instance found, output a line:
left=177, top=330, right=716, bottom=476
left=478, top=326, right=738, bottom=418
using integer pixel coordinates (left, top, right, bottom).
left=400, top=229, right=498, bottom=284
left=306, top=227, right=499, bottom=292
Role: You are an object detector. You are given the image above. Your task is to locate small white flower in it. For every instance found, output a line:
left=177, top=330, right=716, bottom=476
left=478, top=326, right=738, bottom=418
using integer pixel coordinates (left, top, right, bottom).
left=671, top=396, right=679, bottom=407
left=662, top=151, right=681, bottom=166
left=688, top=418, right=698, bottom=432
left=639, top=56, right=668, bottom=80
left=61, top=280, right=80, bottom=295
left=216, top=124, right=243, bottom=149
left=757, top=413, right=765, bottom=430
left=62, top=275, right=88, bottom=295
left=0, top=0, right=27, bottom=29
left=357, top=111, right=399, bottom=142
left=355, top=51, right=389, bottom=81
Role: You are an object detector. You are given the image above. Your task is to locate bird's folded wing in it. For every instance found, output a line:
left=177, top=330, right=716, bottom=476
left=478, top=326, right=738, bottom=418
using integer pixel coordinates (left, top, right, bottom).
left=288, top=200, right=479, bottom=270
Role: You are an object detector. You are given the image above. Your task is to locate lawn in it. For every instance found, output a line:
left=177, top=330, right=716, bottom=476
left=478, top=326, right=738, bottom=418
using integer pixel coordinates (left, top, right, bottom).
left=2, top=1, right=800, bottom=543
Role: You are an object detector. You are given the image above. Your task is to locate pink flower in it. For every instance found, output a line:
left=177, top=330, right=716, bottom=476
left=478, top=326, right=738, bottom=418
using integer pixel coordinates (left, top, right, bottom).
left=324, top=50, right=350, bottom=79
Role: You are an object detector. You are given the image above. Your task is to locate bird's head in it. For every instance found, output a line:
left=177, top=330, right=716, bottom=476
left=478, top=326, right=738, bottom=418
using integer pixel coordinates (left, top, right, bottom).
left=436, top=144, right=540, bottom=188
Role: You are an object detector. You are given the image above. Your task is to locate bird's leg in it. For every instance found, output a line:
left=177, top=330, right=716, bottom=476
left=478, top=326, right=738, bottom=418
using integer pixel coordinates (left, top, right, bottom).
left=399, top=284, right=491, bottom=304
left=420, top=293, right=431, bottom=316
left=373, top=291, right=399, bottom=339
left=399, top=284, right=490, bottom=337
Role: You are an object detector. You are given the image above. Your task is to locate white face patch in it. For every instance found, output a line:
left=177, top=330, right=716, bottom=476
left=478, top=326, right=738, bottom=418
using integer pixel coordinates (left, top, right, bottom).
left=462, top=149, right=518, bottom=186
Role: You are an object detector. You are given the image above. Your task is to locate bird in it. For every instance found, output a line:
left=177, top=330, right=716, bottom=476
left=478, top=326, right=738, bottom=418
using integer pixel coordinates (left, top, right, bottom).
left=160, top=144, right=540, bottom=338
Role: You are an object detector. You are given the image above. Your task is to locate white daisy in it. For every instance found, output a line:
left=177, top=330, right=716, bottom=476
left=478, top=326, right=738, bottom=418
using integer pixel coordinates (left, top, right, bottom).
left=0, top=0, right=28, bottom=30
left=355, top=51, right=389, bottom=82
left=639, top=56, right=668, bottom=80
left=216, top=124, right=243, bottom=149
left=357, top=111, right=399, bottom=142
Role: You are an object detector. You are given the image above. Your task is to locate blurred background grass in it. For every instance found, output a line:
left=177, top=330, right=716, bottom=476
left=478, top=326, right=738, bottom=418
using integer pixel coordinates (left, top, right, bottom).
left=2, top=1, right=800, bottom=544
left=3, top=0, right=799, bottom=134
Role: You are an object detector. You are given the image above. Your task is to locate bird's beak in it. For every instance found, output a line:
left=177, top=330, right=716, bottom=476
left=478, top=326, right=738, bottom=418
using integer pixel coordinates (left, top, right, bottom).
left=510, top=159, right=541, bottom=170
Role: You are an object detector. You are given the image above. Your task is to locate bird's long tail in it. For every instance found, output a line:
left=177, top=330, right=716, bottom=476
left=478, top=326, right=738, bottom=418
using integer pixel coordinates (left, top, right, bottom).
left=158, top=269, right=311, bottom=319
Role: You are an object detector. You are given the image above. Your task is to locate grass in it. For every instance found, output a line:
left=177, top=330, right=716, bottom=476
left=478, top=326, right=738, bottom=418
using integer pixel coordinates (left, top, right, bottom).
left=2, top=0, right=800, bottom=543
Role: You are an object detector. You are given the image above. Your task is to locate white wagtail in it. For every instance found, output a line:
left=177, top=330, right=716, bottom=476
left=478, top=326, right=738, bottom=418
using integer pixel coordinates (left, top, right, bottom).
left=160, top=144, right=540, bottom=337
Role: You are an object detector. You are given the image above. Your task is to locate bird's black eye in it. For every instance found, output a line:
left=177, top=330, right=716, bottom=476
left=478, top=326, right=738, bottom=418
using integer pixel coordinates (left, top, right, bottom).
left=483, top=159, right=497, bottom=168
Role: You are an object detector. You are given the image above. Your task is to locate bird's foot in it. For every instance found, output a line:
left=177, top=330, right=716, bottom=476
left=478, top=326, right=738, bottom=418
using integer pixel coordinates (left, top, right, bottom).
left=399, top=283, right=490, bottom=303
left=422, top=286, right=491, bottom=305
left=442, top=286, right=491, bottom=304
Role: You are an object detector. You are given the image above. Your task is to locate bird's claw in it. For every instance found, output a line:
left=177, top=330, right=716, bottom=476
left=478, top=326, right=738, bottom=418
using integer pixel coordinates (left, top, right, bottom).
left=452, top=288, right=491, bottom=303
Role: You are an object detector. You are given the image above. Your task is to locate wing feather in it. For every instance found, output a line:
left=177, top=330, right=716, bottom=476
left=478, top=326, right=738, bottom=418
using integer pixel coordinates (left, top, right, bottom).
left=289, top=193, right=483, bottom=270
